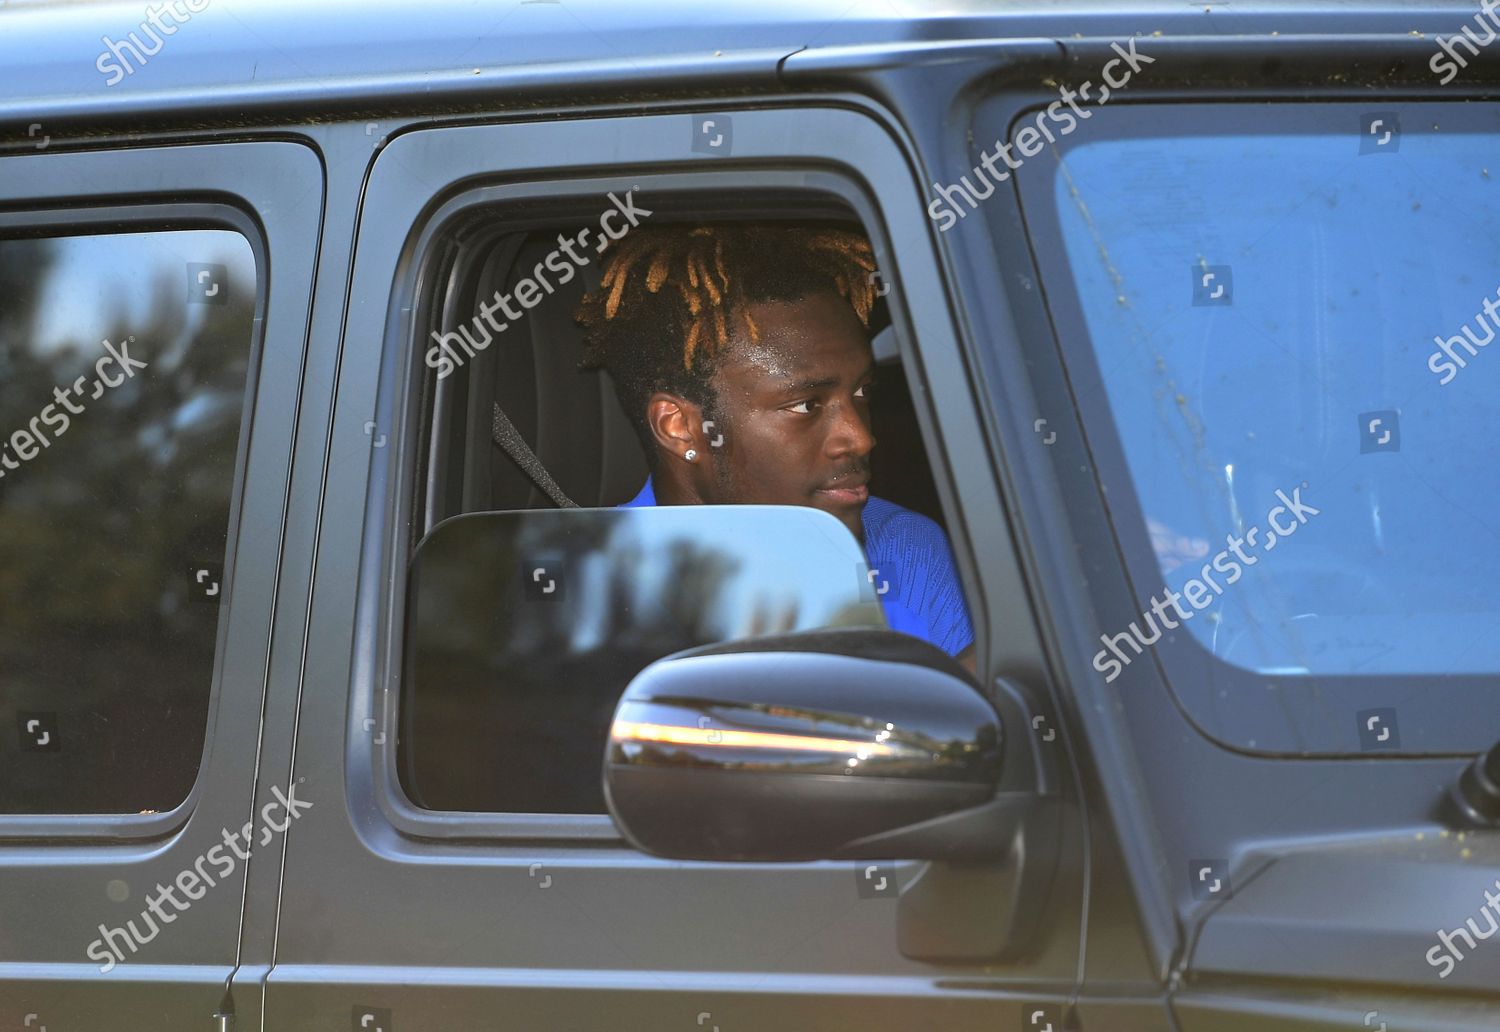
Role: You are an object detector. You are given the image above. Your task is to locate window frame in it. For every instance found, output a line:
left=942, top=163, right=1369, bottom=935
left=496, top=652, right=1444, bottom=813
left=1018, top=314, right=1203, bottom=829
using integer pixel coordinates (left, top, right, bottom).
left=347, top=117, right=1021, bottom=844
left=0, top=203, right=264, bottom=834
left=0, top=205, right=267, bottom=816
left=0, top=141, right=319, bottom=864
left=388, top=173, right=932, bottom=840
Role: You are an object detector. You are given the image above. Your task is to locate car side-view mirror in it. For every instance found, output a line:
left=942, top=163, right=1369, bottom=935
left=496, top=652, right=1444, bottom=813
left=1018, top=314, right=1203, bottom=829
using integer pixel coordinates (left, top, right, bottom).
left=604, top=628, right=1006, bottom=862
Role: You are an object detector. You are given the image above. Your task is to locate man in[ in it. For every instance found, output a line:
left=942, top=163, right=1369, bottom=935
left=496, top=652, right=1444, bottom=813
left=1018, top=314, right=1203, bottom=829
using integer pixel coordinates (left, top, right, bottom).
left=576, top=222, right=976, bottom=671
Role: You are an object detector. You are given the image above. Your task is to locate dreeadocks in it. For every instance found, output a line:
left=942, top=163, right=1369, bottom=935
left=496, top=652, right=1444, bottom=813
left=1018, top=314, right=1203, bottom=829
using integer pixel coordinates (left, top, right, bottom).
left=86, top=783, right=313, bottom=973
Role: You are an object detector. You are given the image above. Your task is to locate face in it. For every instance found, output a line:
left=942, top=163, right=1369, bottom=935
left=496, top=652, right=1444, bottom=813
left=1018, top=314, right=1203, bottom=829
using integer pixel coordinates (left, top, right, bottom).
left=693, top=290, right=877, bottom=539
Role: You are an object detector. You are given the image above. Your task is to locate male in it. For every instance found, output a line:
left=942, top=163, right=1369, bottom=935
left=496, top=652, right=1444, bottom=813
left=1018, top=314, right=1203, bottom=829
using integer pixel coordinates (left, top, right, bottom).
left=576, top=223, right=975, bottom=669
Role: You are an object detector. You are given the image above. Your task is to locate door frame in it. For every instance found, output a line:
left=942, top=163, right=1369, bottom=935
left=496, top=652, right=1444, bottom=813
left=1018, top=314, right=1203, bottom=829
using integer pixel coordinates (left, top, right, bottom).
left=0, top=141, right=322, bottom=1027
left=269, top=105, right=1083, bottom=1029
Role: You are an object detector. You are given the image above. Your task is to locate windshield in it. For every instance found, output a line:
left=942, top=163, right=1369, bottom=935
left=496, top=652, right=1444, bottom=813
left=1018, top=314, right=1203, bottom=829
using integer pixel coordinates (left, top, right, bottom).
left=1014, top=102, right=1500, bottom=753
